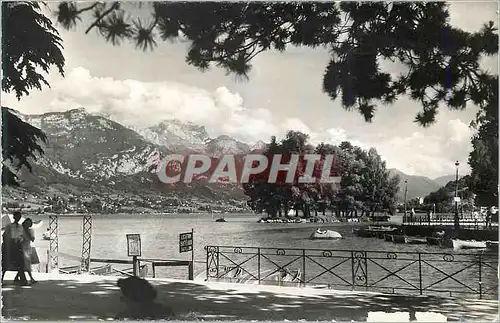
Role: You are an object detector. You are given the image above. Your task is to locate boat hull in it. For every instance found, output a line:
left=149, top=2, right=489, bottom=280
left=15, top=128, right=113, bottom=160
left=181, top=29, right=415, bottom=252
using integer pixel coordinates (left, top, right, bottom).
left=353, top=226, right=399, bottom=238
left=311, top=229, right=342, bottom=240
left=426, top=237, right=443, bottom=246
left=486, top=241, right=499, bottom=251
left=452, top=239, right=487, bottom=250
left=392, top=235, right=406, bottom=244
left=404, top=236, right=427, bottom=244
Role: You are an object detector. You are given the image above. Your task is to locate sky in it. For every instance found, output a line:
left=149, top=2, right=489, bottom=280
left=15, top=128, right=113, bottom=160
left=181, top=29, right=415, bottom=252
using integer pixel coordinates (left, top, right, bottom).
left=2, top=1, right=498, bottom=179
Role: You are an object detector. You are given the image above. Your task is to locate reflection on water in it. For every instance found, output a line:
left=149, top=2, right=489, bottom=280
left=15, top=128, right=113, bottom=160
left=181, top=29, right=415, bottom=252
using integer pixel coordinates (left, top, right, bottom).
left=27, top=213, right=498, bottom=297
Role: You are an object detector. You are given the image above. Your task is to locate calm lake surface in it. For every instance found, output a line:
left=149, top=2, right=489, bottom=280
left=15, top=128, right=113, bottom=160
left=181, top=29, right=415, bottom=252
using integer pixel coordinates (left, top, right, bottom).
left=29, top=213, right=498, bottom=297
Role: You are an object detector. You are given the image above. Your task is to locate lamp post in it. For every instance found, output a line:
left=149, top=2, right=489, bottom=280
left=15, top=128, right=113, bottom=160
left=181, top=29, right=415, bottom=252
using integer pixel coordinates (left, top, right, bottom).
left=454, top=161, right=460, bottom=233
left=404, top=179, right=408, bottom=222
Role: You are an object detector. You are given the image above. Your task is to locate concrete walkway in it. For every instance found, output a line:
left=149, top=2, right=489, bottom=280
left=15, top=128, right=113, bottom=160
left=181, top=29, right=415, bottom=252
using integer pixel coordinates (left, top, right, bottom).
left=1, top=272, right=498, bottom=321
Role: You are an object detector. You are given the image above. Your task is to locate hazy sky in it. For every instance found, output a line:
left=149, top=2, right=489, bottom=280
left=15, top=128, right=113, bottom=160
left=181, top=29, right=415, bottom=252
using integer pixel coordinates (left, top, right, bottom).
left=2, top=1, right=498, bottom=178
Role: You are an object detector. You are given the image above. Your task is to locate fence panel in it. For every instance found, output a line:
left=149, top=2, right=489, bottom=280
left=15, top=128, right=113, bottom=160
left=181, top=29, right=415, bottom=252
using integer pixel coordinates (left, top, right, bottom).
left=205, top=245, right=498, bottom=299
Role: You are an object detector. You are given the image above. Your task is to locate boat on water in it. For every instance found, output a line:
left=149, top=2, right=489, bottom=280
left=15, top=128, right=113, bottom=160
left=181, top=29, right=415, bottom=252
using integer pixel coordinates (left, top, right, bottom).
left=404, top=236, right=427, bottom=244
left=310, top=228, right=342, bottom=240
left=391, top=235, right=406, bottom=244
left=486, top=241, right=498, bottom=251
left=452, top=239, right=487, bottom=250
left=353, top=226, right=399, bottom=238
left=426, top=237, right=443, bottom=246
left=42, top=231, right=56, bottom=240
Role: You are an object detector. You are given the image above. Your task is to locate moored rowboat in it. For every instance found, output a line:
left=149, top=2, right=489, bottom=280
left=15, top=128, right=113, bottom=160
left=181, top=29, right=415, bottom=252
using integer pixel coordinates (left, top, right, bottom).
left=404, top=236, right=427, bottom=244
left=452, top=239, right=487, bottom=250
left=486, top=241, right=499, bottom=251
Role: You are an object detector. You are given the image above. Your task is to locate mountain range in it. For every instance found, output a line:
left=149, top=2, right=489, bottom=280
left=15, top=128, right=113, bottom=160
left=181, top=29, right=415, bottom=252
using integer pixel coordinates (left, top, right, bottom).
left=4, top=108, right=460, bottom=204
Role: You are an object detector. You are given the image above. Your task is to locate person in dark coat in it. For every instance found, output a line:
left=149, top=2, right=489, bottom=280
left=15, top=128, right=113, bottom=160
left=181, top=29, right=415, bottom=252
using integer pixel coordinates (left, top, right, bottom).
left=2, top=211, right=28, bottom=285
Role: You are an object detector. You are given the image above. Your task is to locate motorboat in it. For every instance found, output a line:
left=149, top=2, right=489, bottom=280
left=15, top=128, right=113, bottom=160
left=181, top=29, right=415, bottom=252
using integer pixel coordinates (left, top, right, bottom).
left=404, top=236, right=427, bottom=244
left=310, top=228, right=342, bottom=240
left=42, top=231, right=56, bottom=240
left=353, top=226, right=399, bottom=238
left=391, top=235, right=406, bottom=244
left=452, top=239, right=487, bottom=250
left=486, top=241, right=499, bottom=251
left=426, top=237, right=443, bottom=246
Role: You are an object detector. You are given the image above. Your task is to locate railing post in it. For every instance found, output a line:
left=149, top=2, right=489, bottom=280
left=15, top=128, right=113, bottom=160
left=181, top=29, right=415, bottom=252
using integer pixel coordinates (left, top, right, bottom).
left=206, top=247, right=209, bottom=281
left=188, top=261, right=194, bottom=280
left=152, top=263, right=156, bottom=278
left=418, top=253, right=422, bottom=295
left=257, top=248, right=261, bottom=284
left=302, top=249, right=306, bottom=288
left=350, top=251, right=355, bottom=290
left=132, top=256, right=138, bottom=276
left=478, top=254, right=482, bottom=299
left=216, top=247, right=220, bottom=278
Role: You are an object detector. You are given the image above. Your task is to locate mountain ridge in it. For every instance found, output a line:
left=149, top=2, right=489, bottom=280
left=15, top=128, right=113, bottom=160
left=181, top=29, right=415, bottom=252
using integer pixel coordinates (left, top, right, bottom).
left=5, top=108, right=458, bottom=206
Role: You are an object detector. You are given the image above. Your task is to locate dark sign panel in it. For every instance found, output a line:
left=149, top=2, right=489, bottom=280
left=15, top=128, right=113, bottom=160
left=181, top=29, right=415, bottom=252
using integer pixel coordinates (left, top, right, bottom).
left=179, top=232, right=193, bottom=253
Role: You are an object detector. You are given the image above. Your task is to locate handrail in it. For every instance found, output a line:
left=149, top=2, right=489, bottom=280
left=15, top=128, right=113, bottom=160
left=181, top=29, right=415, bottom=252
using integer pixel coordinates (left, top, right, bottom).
left=205, top=245, right=499, bottom=299
left=205, top=245, right=498, bottom=256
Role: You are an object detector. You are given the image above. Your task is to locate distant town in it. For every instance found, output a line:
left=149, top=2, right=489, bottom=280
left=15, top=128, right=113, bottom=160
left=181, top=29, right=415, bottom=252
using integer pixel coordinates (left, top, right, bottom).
left=2, top=190, right=251, bottom=215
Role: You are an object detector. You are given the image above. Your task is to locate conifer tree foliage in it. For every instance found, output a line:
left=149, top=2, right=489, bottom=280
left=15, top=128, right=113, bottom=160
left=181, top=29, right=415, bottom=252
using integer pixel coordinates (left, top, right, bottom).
left=468, top=75, right=499, bottom=206
left=2, top=107, right=48, bottom=186
left=1, top=2, right=63, bottom=185
left=56, top=1, right=498, bottom=125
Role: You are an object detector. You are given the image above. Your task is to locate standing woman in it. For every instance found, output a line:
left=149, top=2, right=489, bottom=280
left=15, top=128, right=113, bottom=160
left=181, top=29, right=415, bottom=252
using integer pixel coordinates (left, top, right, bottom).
left=16, top=218, right=38, bottom=284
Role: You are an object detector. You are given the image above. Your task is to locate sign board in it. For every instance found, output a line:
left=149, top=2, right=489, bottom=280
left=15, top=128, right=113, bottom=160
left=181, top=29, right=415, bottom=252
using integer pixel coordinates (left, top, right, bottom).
left=179, top=231, right=193, bottom=253
left=126, top=234, right=141, bottom=257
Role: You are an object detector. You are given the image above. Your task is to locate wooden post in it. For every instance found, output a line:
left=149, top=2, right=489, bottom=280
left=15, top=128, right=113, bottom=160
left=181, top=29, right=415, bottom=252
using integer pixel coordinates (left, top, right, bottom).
left=188, top=261, right=194, bottom=280
left=132, top=256, right=138, bottom=276
left=46, top=250, right=50, bottom=273
left=191, top=228, right=194, bottom=280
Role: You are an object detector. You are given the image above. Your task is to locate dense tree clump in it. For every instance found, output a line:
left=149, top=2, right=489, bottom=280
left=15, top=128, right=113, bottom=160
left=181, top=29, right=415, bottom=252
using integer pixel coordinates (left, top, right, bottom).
left=422, top=175, right=475, bottom=213
left=243, top=131, right=400, bottom=218
left=468, top=75, right=498, bottom=206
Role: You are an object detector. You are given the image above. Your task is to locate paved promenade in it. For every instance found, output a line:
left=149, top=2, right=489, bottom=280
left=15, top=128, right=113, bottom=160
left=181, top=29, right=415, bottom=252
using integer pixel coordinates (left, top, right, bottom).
left=1, top=272, right=498, bottom=321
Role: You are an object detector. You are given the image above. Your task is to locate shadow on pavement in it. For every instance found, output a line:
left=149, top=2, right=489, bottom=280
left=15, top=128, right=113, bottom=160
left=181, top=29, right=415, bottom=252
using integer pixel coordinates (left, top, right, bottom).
left=2, top=278, right=498, bottom=321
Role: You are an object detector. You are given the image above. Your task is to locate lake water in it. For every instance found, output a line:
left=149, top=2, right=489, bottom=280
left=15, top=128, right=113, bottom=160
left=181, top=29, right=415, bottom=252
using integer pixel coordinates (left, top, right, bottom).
left=29, top=213, right=498, bottom=298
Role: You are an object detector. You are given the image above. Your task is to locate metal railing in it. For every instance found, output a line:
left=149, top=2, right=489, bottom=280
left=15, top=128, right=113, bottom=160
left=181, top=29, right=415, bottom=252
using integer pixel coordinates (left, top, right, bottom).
left=402, top=214, right=498, bottom=230
left=205, top=246, right=498, bottom=299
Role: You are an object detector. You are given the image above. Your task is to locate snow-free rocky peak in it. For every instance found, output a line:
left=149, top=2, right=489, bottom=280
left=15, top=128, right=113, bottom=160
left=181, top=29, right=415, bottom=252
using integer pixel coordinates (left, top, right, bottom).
left=136, top=119, right=210, bottom=152
left=17, top=108, right=167, bottom=181
left=205, top=135, right=251, bottom=158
